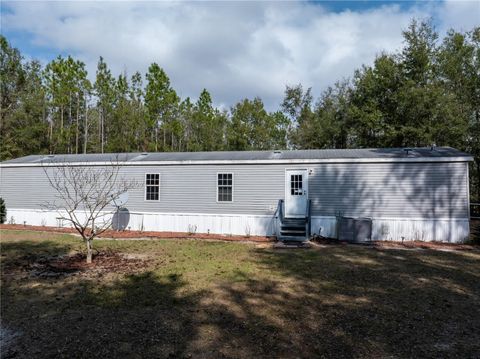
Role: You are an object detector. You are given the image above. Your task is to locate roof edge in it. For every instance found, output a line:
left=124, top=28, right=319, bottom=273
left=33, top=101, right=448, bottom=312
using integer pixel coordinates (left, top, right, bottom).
left=0, top=156, right=474, bottom=168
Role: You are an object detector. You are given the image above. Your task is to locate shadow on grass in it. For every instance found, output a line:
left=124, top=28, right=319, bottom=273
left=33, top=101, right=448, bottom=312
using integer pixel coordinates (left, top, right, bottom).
left=250, top=247, right=480, bottom=357
left=2, top=270, right=202, bottom=358
left=2, top=244, right=480, bottom=358
left=0, top=240, right=75, bottom=270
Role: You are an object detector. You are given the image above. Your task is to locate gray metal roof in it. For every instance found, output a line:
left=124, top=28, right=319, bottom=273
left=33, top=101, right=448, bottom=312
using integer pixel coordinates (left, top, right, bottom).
left=0, top=147, right=472, bottom=165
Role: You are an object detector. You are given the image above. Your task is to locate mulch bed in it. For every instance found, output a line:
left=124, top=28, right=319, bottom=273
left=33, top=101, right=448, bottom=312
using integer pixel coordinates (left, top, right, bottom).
left=0, top=224, right=274, bottom=242
left=4, top=250, right=152, bottom=278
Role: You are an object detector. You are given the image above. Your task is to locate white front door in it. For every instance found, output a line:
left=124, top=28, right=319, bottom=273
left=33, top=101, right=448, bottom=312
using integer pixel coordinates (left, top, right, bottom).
left=285, top=169, right=308, bottom=218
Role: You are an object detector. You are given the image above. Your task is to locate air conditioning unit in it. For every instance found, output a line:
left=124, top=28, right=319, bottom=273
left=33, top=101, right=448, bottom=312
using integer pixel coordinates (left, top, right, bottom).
left=338, top=217, right=372, bottom=242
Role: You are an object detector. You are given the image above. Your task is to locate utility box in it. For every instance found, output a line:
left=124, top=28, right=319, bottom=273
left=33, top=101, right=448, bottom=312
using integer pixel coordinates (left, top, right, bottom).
left=338, top=217, right=355, bottom=241
left=338, top=217, right=372, bottom=242
left=354, top=217, right=372, bottom=242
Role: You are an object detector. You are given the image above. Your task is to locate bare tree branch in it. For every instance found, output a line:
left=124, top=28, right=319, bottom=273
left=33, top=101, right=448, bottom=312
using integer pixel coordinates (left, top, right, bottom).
left=42, top=156, right=139, bottom=263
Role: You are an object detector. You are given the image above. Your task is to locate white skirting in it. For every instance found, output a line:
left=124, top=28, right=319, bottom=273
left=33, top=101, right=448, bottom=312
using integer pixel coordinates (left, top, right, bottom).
left=310, top=216, right=470, bottom=243
left=3, top=208, right=470, bottom=243
left=4, top=208, right=276, bottom=237
left=371, top=217, right=470, bottom=243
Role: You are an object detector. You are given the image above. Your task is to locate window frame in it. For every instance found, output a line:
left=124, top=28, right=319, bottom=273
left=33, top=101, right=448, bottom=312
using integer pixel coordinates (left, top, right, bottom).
left=144, top=173, right=161, bottom=202
left=216, top=172, right=234, bottom=203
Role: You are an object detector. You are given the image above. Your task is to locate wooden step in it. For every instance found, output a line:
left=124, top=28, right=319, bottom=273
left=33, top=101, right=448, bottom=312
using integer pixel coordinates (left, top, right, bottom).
left=277, top=235, right=308, bottom=242
left=281, top=224, right=305, bottom=230
left=278, top=213, right=309, bottom=242
left=282, top=219, right=307, bottom=224
left=281, top=229, right=306, bottom=235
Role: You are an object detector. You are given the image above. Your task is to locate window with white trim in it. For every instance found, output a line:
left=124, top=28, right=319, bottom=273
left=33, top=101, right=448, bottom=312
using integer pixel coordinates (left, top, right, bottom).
left=145, top=173, right=160, bottom=201
left=217, top=173, right=233, bottom=202
left=290, top=174, right=303, bottom=195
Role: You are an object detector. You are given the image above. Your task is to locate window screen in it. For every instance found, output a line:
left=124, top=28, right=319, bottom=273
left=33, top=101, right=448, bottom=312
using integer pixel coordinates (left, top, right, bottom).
left=145, top=173, right=160, bottom=201
left=218, top=173, right=233, bottom=202
left=290, top=174, right=303, bottom=196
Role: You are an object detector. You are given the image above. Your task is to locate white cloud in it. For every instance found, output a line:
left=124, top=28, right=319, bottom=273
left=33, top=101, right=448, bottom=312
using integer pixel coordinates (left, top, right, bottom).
left=437, top=0, right=480, bottom=33
left=2, top=1, right=478, bottom=110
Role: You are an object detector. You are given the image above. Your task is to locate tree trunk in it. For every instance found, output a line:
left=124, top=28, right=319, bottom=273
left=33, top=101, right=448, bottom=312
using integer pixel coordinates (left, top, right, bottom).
left=60, top=106, right=64, bottom=134
left=83, top=92, right=88, bottom=154
left=76, top=93, right=80, bottom=154
left=69, top=92, right=72, bottom=153
left=101, top=111, right=104, bottom=153
left=476, top=160, right=480, bottom=202
left=49, top=119, right=53, bottom=153
left=86, top=238, right=93, bottom=264
left=98, top=108, right=102, bottom=152
left=163, top=126, right=166, bottom=150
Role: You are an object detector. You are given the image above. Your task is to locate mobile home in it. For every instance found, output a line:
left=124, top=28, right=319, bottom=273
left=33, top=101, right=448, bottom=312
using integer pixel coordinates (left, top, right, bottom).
left=0, top=147, right=473, bottom=242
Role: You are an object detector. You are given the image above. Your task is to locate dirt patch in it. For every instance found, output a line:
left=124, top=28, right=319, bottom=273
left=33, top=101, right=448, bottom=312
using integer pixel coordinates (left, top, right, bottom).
left=311, top=236, right=349, bottom=246
left=4, top=251, right=153, bottom=278
left=0, top=224, right=273, bottom=242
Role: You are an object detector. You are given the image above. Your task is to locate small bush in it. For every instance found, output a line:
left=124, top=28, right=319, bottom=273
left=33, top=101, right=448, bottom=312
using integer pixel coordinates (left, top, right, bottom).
left=0, top=197, right=6, bottom=224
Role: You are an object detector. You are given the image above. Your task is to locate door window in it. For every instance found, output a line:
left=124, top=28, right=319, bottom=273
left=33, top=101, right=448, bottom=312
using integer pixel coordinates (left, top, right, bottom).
left=290, top=174, right=303, bottom=196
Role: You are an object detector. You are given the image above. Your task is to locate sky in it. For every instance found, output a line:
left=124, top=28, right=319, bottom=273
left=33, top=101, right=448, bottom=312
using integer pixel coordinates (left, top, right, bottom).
left=1, top=1, right=479, bottom=110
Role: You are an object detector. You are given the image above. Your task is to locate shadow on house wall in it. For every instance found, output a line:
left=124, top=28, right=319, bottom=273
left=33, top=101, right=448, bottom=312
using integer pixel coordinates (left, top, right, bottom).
left=307, top=151, right=468, bottom=242
left=111, top=208, right=130, bottom=231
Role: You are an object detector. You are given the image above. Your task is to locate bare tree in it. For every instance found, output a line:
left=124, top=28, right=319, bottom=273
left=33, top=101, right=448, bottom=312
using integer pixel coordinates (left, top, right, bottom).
left=43, top=159, right=138, bottom=263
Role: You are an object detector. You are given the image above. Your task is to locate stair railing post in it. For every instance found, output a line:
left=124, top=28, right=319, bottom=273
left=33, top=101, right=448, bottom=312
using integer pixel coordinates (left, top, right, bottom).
left=306, top=199, right=311, bottom=239
left=275, top=199, right=284, bottom=240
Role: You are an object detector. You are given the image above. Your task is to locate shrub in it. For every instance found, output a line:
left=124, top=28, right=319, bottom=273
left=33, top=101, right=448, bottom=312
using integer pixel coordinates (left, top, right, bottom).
left=0, top=197, right=6, bottom=224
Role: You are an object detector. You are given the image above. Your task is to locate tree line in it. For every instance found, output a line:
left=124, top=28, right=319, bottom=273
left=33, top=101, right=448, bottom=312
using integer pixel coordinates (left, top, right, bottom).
left=0, top=20, right=479, bottom=200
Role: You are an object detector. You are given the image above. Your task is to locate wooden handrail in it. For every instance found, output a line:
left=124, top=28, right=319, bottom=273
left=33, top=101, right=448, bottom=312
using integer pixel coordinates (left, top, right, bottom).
left=306, top=199, right=312, bottom=238
left=275, top=199, right=284, bottom=237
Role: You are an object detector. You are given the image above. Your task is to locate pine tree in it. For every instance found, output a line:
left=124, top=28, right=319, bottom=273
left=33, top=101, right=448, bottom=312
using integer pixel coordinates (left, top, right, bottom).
left=94, top=57, right=116, bottom=153
left=145, top=63, right=179, bottom=151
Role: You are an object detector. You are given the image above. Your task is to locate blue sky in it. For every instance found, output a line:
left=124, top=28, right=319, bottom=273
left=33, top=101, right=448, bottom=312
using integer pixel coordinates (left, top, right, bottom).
left=319, top=1, right=416, bottom=12
left=1, top=1, right=478, bottom=109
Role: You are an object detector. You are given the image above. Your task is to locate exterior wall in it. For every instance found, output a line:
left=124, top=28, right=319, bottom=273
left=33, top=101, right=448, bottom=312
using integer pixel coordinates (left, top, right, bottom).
left=0, top=161, right=470, bottom=242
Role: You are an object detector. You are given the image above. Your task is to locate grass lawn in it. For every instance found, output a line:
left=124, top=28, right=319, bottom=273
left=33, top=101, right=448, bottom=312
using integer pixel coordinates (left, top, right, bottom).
left=1, top=229, right=480, bottom=358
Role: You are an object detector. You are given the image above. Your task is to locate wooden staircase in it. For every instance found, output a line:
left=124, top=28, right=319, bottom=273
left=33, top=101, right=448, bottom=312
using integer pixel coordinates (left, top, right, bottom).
left=275, top=199, right=311, bottom=242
